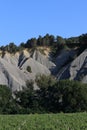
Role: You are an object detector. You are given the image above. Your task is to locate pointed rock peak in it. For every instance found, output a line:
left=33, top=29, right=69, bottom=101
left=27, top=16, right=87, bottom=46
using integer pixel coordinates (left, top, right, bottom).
left=23, top=50, right=30, bottom=57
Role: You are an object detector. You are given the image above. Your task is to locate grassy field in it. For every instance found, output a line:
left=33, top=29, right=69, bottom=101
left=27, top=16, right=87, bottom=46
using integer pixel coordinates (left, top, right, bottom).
left=0, top=113, right=87, bottom=130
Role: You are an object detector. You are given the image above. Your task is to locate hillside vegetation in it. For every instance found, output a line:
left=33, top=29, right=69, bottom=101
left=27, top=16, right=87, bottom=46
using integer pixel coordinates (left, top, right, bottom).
left=0, top=77, right=87, bottom=114
left=0, top=33, right=87, bottom=55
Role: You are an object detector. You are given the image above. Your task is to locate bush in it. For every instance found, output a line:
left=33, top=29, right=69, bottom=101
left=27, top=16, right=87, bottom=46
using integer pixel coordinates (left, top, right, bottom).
left=57, top=80, right=87, bottom=112
left=0, top=85, right=13, bottom=114
left=14, top=77, right=87, bottom=113
left=26, top=66, right=32, bottom=73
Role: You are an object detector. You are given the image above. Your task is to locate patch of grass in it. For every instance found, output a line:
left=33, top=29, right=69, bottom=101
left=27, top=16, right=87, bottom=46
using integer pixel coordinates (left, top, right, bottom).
left=0, top=113, right=87, bottom=130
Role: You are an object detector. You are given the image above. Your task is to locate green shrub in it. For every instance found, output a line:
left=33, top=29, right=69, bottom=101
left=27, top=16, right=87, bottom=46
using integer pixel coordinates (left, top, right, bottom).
left=26, top=66, right=32, bottom=73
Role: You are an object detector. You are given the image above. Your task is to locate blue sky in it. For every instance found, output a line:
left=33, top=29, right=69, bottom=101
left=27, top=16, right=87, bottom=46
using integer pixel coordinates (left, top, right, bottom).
left=0, top=0, right=87, bottom=46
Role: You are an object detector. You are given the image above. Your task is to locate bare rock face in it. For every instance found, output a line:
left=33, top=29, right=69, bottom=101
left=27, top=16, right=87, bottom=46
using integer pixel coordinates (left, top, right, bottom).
left=0, top=50, right=52, bottom=91
left=52, top=49, right=77, bottom=75
left=21, top=58, right=51, bottom=75
left=18, top=50, right=51, bottom=75
left=0, top=56, right=33, bottom=91
left=70, top=49, right=87, bottom=82
left=0, top=48, right=87, bottom=91
left=31, top=50, right=56, bottom=70
left=56, top=49, right=87, bottom=83
left=55, top=50, right=76, bottom=69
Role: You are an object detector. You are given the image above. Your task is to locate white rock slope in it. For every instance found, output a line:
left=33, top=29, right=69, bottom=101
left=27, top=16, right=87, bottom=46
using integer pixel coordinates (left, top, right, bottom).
left=0, top=50, right=53, bottom=91
left=57, top=49, right=87, bottom=83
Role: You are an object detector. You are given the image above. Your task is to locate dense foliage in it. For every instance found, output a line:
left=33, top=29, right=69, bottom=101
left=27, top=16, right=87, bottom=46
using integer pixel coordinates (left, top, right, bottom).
left=0, top=85, right=18, bottom=114
left=0, top=33, right=87, bottom=56
left=0, top=75, right=87, bottom=114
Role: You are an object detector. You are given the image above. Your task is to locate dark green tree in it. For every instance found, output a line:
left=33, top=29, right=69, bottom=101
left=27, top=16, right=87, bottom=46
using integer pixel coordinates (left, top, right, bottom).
left=58, top=80, right=87, bottom=112
left=8, top=42, right=18, bottom=53
left=0, top=85, right=13, bottom=114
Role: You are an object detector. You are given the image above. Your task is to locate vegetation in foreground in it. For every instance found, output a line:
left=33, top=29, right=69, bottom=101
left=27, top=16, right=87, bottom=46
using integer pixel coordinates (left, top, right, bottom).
left=0, top=75, right=87, bottom=114
left=0, top=113, right=87, bottom=130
